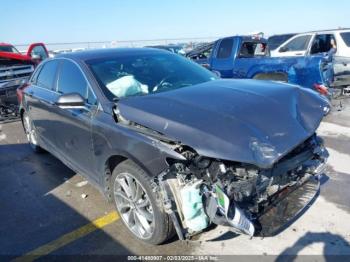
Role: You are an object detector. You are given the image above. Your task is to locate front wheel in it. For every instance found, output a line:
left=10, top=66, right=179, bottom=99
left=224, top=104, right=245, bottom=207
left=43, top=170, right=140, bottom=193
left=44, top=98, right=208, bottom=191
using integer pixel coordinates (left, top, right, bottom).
left=22, top=111, right=44, bottom=153
left=111, top=160, right=174, bottom=244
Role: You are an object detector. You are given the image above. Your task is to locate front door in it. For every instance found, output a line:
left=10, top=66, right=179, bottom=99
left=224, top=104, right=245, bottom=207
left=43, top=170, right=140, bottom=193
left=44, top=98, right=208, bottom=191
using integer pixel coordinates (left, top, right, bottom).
left=53, top=59, right=98, bottom=180
left=274, top=34, right=313, bottom=57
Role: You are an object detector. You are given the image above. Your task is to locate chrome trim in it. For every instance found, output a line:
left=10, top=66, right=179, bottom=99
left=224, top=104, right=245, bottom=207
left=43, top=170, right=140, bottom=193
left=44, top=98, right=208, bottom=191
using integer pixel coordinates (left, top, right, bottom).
left=0, top=65, right=34, bottom=78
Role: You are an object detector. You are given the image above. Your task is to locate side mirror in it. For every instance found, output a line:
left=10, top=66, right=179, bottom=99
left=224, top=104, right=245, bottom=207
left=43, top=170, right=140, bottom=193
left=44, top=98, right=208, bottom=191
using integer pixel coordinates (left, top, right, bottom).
left=31, top=54, right=41, bottom=60
left=279, top=46, right=289, bottom=52
left=56, top=93, right=85, bottom=108
left=27, top=43, right=49, bottom=61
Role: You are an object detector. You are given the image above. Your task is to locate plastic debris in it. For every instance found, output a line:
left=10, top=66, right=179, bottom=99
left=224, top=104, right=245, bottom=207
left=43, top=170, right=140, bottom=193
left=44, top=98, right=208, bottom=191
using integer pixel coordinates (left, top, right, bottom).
left=81, top=193, right=88, bottom=199
left=76, top=181, right=88, bottom=187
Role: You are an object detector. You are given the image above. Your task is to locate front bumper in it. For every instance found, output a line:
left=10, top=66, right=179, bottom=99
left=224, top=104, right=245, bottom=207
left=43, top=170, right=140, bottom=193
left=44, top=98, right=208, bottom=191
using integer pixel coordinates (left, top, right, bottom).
left=0, top=77, right=29, bottom=104
left=256, top=174, right=319, bottom=236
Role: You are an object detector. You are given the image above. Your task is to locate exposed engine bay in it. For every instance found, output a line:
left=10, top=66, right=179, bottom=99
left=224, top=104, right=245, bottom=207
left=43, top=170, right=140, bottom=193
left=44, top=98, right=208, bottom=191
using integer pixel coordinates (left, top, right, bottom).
left=156, top=135, right=328, bottom=239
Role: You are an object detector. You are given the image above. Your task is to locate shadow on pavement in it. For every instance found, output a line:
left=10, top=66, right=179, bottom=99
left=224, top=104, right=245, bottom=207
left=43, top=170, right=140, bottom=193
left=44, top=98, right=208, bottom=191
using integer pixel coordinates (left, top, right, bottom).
left=276, top=232, right=350, bottom=261
left=0, top=142, right=132, bottom=260
left=0, top=140, right=192, bottom=260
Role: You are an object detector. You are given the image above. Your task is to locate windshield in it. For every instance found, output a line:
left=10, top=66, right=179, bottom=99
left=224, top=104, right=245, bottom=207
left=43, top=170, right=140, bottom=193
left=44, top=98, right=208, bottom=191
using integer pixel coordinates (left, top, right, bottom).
left=86, top=52, right=217, bottom=100
left=267, top=34, right=296, bottom=51
left=0, top=45, right=19, bottom=53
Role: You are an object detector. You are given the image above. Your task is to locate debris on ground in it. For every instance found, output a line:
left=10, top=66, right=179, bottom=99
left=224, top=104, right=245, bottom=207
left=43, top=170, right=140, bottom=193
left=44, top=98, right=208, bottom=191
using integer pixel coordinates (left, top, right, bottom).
left=76, top=181, right=88, bottom=187
left=0, top=104, right=20, bottom=123
left=81, top=193, right=88, bottom=199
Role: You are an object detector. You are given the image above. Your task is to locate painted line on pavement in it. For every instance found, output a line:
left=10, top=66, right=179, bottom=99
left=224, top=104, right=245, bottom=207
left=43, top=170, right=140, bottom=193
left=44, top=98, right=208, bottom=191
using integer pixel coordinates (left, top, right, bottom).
left=13, top=211, right=120, bottom=262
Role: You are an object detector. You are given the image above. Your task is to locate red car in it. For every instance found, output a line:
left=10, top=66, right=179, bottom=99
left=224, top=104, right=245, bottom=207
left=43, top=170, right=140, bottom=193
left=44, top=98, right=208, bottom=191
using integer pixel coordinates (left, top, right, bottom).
left=0, top=42, right=48, bottom=106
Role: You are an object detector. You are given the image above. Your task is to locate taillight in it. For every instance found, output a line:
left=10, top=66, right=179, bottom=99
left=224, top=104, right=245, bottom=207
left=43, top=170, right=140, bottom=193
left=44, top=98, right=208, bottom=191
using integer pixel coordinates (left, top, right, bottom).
left=313, top=83, right=328, bottom=96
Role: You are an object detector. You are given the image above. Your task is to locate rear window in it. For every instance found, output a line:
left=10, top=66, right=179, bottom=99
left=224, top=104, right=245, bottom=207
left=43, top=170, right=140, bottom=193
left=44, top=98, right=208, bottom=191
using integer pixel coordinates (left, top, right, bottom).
left=340, top=32, right=350, bottom=47
left=239, top=42, right=267, bottom=57
left=282, top=35, right=312, bottom=52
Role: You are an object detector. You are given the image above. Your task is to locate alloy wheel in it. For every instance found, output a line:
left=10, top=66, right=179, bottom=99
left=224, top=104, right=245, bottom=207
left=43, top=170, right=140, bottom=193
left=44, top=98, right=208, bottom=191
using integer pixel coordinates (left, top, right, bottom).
left=113, top=173, right=155, bottom=239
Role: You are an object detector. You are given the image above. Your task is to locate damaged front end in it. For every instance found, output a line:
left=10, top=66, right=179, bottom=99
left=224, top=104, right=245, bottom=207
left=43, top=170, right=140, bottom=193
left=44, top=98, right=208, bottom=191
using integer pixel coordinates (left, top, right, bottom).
left=156, top=135, right=328, bottom=239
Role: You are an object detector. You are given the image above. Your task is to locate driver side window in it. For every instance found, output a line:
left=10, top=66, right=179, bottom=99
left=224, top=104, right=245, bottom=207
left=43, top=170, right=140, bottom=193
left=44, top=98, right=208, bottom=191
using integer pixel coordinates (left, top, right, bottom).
left=57, top=60, right=88, bottom=99
left=281, top=35, right=312, bottom=52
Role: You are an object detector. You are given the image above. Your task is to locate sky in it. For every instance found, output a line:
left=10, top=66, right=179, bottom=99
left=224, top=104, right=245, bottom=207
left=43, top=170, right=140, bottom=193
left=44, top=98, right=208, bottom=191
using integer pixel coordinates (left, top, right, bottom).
left=1, top=0, right=349, bottom=45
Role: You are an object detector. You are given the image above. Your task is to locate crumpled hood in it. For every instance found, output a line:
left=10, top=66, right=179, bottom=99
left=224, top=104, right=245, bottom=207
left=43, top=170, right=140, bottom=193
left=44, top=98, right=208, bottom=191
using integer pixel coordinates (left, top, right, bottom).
left=118, top=79, right=330, bottom=168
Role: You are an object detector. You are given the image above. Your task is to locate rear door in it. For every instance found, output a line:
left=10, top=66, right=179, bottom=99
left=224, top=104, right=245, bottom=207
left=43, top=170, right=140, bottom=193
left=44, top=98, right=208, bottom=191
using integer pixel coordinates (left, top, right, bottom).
left=53, top=59, right=98, bottom=179
left=334, top=32, right=350, bottom=84
left=26, top=59, right=60, bottom=149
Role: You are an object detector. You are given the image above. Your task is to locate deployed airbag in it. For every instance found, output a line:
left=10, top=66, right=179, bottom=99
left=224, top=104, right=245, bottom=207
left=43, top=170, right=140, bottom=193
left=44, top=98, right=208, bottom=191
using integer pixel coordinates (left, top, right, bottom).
left=106, top=75, right=148, bottom=98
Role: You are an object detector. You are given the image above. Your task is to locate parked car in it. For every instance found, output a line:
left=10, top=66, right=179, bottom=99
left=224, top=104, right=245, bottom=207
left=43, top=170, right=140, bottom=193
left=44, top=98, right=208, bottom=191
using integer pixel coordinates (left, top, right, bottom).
left=0, top=43, right=48, bottom=121
left=267, top=33, right=297, bottom=51
left=270, top=29, right=350, bottom=96
left=187, top=35, right=333, bottom=95
left=0, top=43, right=48, bottom=105
left=20, top=48, right=329, bottom=244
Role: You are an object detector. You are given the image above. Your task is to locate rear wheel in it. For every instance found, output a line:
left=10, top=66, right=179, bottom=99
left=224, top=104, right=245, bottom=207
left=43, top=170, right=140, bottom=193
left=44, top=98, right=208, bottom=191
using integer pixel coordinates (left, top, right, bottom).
left=22, top=111, right=43, bottom=153
left=111, top=160, right=174, bottom=244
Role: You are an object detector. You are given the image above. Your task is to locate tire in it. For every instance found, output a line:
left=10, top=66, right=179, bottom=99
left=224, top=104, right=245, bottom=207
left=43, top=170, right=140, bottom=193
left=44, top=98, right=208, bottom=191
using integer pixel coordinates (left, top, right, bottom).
left=22, top=111, right=44, bottom=153
left=111, top=160, right=174, bottom=244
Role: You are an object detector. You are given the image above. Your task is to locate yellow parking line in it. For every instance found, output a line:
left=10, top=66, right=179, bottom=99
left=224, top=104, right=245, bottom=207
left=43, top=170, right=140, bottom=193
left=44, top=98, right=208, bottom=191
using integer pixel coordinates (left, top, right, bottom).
left=13, top=211, right=120, bottom=262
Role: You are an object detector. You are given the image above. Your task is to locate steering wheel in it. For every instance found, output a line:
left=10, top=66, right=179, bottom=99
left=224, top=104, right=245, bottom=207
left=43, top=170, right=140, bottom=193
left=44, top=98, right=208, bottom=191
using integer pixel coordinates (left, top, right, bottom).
left=152, top=75, right=178, bottom=92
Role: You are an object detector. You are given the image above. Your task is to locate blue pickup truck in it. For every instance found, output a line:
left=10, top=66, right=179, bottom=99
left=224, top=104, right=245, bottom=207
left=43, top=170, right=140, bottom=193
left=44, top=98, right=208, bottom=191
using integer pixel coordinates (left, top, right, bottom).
left=187, top=35, right=334, bottom=95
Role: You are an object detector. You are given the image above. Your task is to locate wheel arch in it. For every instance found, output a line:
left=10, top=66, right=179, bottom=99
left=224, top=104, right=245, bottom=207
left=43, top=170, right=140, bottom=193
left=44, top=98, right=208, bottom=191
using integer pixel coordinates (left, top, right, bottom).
left=102, top=153, right=157, bottom=202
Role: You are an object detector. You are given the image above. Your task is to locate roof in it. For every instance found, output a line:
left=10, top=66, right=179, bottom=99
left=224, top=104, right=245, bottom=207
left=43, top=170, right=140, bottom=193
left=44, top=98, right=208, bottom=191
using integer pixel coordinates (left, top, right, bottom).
left=305, top=28, right=350, bottom=33
left=0, top=43, right=13, bottom=47
left=57, top=48, right=170, bottom=61
left=218, top=35, right=267, bottom=43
